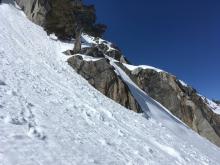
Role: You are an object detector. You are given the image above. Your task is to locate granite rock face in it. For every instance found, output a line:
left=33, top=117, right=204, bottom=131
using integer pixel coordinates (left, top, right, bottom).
left=66, top=48, right=220, bottom=146
left=15, top=0, right=82, bottom=26
left=97, top=43, right=129, bottom=64
left=15, top=0, right=50, bottom=25
left=78, top=42, right=129, bottom=64
left=15, top=0, right=95, bottom=39
left=117, top=63, right=220, bottom=146
left=67, top=55, right=142, bottom=113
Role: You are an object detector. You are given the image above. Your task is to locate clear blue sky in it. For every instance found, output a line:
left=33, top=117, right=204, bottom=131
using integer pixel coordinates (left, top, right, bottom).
left=84, top=0, right=220, bottom=100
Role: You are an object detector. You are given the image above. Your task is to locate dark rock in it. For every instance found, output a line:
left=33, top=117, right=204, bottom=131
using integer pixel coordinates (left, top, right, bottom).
left=67, top=55, right=142, bottom=113
left=63, top=46, right=105, bottom=58
left=80, top=46, right=105, bottom=58
left=105, top=49, right=129, bottom=64
left=95, top=43, right=130, bottom=64
left=64, top=42, right=130, bottom=64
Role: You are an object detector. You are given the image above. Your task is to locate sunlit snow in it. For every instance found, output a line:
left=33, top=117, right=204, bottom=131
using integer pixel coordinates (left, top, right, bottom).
left=1, top=2, right=220, bottom=165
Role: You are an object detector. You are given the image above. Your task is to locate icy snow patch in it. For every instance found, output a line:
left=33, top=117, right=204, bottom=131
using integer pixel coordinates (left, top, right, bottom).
left=179, top=80, right=188, bottom=87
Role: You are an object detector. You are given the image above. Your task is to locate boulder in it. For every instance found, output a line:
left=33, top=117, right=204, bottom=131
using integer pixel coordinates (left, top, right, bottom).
left=80, top=46, right=105, bottom=58
left=67, top=55, right=142, bottom=113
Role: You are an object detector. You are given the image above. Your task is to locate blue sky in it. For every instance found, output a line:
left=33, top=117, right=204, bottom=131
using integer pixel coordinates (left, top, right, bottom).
left=84, top=0, right=220, bottom=99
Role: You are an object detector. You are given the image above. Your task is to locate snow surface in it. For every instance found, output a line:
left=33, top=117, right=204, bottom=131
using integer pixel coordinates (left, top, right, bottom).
left=82, top=33, right=97, bottom=45
left=179, top=80, right=188, bottom=87
left=123, top=63, right=163, bottom=73
left=1, top=2, right=220, bottom=165
left=199, top=95, right=220, bottom=115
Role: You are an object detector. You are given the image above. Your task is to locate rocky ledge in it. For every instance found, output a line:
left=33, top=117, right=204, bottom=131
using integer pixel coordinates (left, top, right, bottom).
left=65, top=40, right=220, bottom=147
left=117, top=63, right=220, bottom=146
left=68, top=55, right=142, bottom=113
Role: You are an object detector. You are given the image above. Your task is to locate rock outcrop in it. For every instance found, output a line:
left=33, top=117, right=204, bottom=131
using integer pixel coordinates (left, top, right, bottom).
left=15, top=0, right=82, bottom=26
left=15, top=0, right=105, bottom=39
left=79, top=39, right=130, bottom=64
left=15, top=0, right=50, bottom=25
left=117, top=63, right=220, bottom=146
left=65, top=41, right=220, bottom=146
left=67, top=55, right=142, bottom=113
left=97, top=43, right=129, bottom=63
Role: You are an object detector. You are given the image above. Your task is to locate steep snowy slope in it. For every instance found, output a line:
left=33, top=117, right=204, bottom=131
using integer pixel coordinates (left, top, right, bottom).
left=1, top=2, right=220, bottom=165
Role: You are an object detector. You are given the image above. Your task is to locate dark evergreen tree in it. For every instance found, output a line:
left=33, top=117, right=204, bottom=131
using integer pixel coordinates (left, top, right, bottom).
left=44, top=0, right=107, bottom=52
left=71, top=4, right=96, bottom=53
left=45, top=0, right=75, bottom=40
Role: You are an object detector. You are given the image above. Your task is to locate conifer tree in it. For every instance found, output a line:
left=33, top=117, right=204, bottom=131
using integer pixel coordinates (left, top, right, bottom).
left=45, top=0, right=107, bottom=53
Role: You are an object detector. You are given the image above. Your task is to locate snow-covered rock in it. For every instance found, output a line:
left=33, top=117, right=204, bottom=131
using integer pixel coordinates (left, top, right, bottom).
left=1, top=2, right=220, bottom=165
left=115, top=62, right=220, bottom=147
left=68, top=55, right=142, bottom=113
left=200, top=96, right=220, bottom=115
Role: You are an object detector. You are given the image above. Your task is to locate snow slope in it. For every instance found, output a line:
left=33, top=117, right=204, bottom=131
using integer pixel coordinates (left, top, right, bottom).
left=1, top=2, right=220, bottom=165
